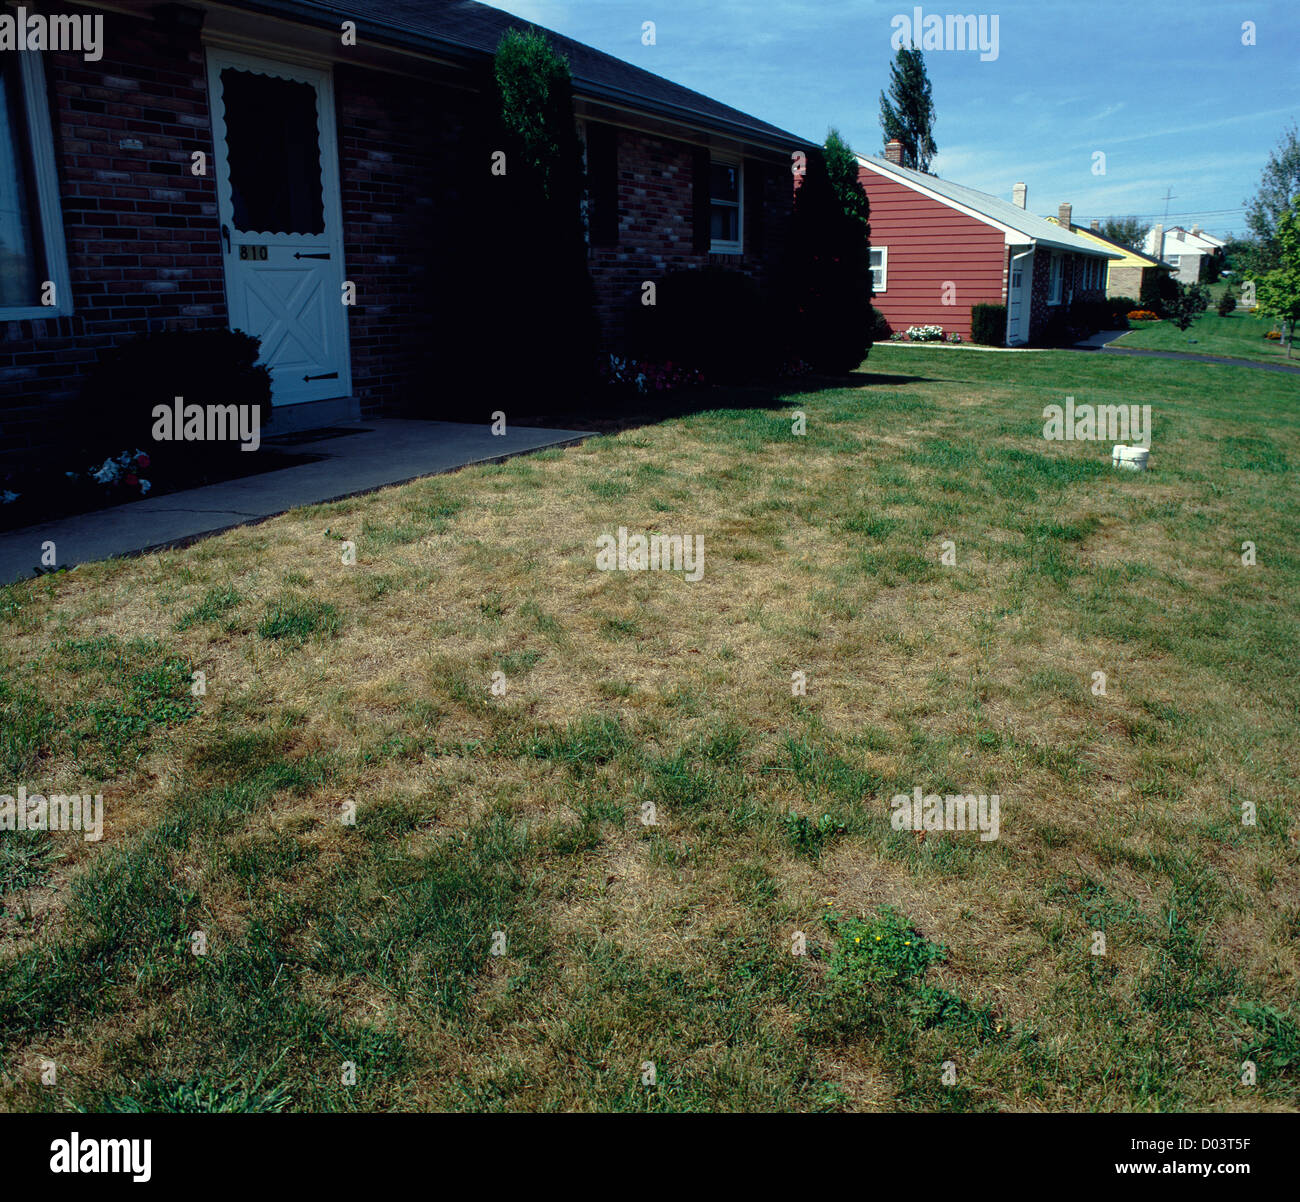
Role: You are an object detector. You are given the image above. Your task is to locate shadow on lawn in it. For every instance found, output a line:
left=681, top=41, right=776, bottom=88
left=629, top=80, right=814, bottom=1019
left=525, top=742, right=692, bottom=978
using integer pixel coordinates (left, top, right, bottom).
left=510, top=367, right=942, bottom=436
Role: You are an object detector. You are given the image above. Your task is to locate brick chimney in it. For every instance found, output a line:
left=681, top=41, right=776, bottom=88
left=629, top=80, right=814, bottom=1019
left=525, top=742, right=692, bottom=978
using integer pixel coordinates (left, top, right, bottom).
left=1058, top=202, right=1072, bottom=229
left=1012, top=182, right=1027, bottom=208
left=884, top=139, right=903, bottom=165
left=1152, top=224, right=1164, bottom=258
left=1090, top=219, right=1100, bottom=231
left=1191, top=224, right=1202, bottom=236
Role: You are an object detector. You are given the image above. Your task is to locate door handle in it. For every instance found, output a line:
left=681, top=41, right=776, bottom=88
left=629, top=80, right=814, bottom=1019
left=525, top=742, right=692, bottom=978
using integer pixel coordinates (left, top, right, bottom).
left=221, top=224, right=231, bottom=254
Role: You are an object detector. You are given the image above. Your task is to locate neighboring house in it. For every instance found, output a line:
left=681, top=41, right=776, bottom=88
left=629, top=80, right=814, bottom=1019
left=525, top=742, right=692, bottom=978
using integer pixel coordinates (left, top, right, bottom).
left=858, top=142, right=1117, bottom=345
left=0, top=0, right=812, bottom=463
left=1142, top=225, right=1225, bottom=284
left=1045, top=217, right=1173, bottom=301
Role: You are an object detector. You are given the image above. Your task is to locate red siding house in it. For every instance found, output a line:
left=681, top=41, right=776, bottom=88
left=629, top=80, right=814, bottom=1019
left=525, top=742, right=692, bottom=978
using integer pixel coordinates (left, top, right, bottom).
left=0, top=0, right=812, bottom=465
left=860, top=142, right=1118, bottom=345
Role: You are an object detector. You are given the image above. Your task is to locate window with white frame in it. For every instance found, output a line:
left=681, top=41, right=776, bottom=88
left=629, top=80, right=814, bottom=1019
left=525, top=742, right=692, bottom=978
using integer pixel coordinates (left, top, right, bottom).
left=1166, top=254, right=1181, bottom=267
left=709, top=158, right=742, bottom=253
left=869, top=247, right=887, bottom=292
left=0, top=51, right=71, bottom=318
left=1048, top=253, right=1063, bottom=305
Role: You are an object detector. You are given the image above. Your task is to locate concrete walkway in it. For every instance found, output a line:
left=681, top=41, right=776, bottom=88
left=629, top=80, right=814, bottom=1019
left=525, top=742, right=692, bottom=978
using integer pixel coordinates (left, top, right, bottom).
left=0, top=419, right=587, bottom=585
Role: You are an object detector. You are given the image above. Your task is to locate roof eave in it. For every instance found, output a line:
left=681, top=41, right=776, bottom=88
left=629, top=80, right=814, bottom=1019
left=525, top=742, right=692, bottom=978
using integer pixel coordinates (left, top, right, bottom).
left=205, top=0, right=813, bottom=150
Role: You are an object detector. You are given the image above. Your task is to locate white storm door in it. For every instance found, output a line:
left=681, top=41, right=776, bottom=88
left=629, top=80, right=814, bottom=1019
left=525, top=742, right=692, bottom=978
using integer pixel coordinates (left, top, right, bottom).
left=206, top=49, right=350, bottom=405
left=1007, top=250, right=1032, bottom=344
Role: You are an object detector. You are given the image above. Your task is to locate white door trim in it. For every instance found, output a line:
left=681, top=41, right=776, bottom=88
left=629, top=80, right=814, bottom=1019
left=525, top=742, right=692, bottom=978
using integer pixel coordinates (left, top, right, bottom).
left=204, top=46, right=351, bottom=404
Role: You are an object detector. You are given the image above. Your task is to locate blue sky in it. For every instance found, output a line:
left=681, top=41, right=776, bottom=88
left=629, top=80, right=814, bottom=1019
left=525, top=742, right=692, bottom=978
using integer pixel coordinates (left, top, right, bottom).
left=483, top=0, right=1299, bottom=240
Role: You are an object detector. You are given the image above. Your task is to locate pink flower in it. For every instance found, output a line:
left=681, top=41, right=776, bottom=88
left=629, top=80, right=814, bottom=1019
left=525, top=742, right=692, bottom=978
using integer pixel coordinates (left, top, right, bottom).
left=136, top=453, right=150, bottom=469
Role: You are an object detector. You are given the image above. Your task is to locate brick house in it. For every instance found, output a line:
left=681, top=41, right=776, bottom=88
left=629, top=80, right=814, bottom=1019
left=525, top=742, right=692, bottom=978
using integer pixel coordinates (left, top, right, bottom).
left=1046, top=215, right=1173, bottom=302
left=0, top=0, right=812, bottom=464
left=858, top=141, right=1117, bottom=345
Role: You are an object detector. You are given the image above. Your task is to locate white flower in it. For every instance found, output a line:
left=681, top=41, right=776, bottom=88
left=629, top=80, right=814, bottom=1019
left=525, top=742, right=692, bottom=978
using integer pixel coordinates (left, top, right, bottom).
left=138, top=478, right=152, bottom=496
left=91, top=458, right=122, bottom=485
left=1, top=489, right=19, bottom=504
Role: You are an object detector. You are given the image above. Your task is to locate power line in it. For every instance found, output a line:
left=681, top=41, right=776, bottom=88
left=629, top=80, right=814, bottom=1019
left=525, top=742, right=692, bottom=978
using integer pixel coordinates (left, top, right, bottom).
left=1078, top=208, right=1246, bottom=221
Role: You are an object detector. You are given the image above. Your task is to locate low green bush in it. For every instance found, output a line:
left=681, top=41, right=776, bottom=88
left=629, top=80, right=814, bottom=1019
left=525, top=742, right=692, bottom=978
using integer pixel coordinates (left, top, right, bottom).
left=970, top=303, right=1006, bottom=346
left=626, top=266, right=781, bottom=383
left=75, top=329, right=271, bottom=464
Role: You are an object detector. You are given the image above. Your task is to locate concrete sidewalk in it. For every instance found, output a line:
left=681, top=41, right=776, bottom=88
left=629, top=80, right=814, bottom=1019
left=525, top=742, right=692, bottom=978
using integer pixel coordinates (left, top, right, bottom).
left=0, top=419, right=587, bottom=585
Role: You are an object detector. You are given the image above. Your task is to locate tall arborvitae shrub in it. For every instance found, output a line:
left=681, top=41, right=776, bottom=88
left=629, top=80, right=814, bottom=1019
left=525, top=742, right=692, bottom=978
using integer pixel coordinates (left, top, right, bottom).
left=454, top=30, right=596, bottom=411
left=786, top=130, right=874, bottom=373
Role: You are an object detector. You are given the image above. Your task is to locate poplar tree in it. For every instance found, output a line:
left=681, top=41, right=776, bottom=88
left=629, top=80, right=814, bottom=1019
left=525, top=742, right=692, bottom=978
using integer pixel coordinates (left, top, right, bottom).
left=878, top=48, right=937, bottom=173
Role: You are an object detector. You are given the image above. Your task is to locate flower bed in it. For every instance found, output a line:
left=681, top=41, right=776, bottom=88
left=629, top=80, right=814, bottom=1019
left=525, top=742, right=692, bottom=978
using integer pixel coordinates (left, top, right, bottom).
left=1127, top=310, right=1159, bottom=321
left=0, top=444, right=321, bottom=534
left=599, top=354, right=705, bottom=395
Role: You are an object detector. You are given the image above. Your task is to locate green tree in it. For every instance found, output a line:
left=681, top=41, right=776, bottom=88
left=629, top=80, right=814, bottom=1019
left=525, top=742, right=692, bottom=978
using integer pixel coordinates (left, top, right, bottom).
left=493, top=28, right=579, bottom=204
left=824, top=127, right=871, bottom=225
left=878, top=48, right=937, bottom=173
left=1252, top=195, right=1300, bottom=357
left=471, top=29, right=595, bottom=405
left=786, top=131, right=874, bottom=373
left=1243, top=123, right=1300, bottom=274
left=1164, top=280, right=1210, bottom=333
left=1101, top=216, right=1150, bottom=252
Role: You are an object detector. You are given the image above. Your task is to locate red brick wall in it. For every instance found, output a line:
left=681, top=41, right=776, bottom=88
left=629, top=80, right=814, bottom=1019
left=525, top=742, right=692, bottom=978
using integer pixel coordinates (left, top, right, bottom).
left=334, top=64, right=471, bottom=418
left=1, top=25, right=798, bottom=460
left=0, top=9, right=223, bottom=465
left=1028, top=249, right=1107, bottom=341
left=856, top=165, right=1006, bottom=341
left=587, top=125, right=793, bottom=350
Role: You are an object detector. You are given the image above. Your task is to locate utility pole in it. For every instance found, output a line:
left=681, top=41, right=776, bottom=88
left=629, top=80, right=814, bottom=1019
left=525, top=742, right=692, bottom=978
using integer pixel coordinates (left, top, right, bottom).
left=1158, top=186, right=1176, bottom=258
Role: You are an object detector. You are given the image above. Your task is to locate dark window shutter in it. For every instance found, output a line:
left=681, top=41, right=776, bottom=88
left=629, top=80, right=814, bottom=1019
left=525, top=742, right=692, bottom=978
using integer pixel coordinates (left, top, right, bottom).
left=693, top=147, right=711, bottom=253
left=587, top=123, right=619, bottom=247
left=744, top=160, right=765, bottom=256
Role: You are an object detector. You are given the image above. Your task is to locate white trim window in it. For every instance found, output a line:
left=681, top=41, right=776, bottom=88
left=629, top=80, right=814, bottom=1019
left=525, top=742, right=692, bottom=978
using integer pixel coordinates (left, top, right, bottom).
left=1166, top=254, right=1181, bottom=268
left=0, top=50, right=71, bottom=318
left=709, top=157, right=742, bottom=254
left=869, top=246, right=887, bottom=292
left=1048, top=253, right=1063, bottom=305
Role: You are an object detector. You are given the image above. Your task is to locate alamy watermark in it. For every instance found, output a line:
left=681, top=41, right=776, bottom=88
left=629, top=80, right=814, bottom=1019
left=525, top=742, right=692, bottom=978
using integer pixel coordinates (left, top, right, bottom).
left=152, top=397, right=261, bottom=452
left=890, top=786, right=1000, bottom=841
left=891, top=7, right=1000, bottom=61
left=50, top=1133, right=151, bottom=1183
left=596, top=526, right=704, bottom=581
left=0, top=786, right=103, bottom=841
left=0, top=7, right=103, bottom=62
left=1043, top=396, right=1150, bottom=446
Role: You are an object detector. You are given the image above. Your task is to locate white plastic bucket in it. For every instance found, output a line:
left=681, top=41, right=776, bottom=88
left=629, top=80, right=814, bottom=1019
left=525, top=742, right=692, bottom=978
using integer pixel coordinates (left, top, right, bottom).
left=1112, top=444, right=1150, bottom=471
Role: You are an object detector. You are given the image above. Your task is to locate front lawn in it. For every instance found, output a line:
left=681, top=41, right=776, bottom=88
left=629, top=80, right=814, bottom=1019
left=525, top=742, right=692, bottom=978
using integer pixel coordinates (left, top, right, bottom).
left=1116, top=305, right=1294, bottom=364
left=1, top=346, right=1297, bottom=1112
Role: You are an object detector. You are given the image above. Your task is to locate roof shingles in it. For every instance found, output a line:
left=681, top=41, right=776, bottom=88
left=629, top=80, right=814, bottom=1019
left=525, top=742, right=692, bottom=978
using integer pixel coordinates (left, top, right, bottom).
left=228, top=0, right=812, bottom=149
